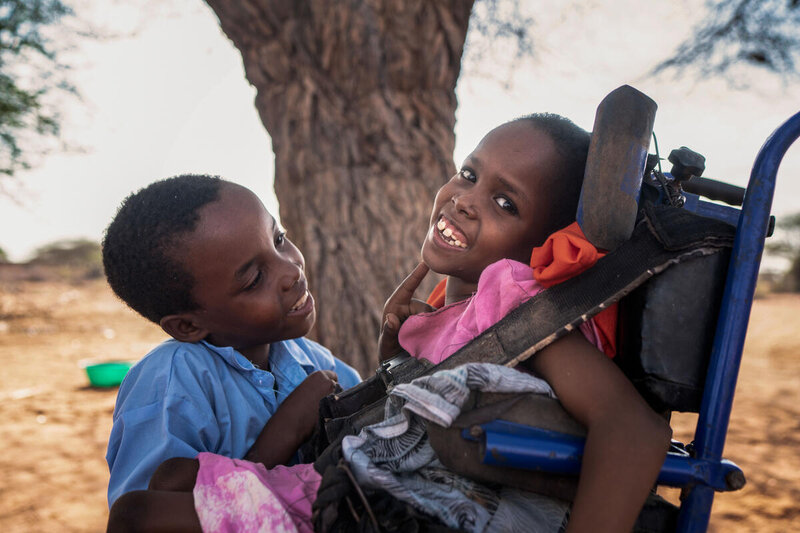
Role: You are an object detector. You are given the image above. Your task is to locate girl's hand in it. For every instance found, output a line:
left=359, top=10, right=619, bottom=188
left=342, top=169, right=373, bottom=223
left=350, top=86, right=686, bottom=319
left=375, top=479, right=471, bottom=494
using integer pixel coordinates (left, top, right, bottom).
left=378, top=262, right=435, bottom=361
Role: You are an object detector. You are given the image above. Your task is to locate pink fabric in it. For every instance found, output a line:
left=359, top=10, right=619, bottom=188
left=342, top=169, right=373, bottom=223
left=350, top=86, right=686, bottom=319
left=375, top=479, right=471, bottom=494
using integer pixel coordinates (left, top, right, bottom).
left=193, top=452, right=321, bottom=533
left=399, top=259, right=604, bottom=364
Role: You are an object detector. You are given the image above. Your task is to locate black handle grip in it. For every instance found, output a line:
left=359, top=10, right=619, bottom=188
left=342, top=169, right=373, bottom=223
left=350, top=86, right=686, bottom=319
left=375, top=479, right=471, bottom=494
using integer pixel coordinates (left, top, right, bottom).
left=682, top=176, right=745, bottom=206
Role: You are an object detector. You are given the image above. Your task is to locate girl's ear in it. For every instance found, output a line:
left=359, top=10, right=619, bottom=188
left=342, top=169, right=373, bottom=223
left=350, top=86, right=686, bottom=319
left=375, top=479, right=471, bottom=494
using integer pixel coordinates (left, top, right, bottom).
left=159, top=314, right=208, bottom=343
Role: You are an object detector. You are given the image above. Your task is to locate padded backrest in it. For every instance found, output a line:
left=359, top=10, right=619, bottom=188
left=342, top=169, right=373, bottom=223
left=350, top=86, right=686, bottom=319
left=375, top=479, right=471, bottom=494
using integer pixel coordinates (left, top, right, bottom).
left=615, top=246, right=731, bottom=413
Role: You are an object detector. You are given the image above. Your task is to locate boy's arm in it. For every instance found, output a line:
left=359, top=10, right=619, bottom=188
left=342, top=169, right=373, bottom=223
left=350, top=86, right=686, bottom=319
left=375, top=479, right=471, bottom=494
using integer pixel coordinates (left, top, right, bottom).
left=525, top=330, right=672, bottom=533
left=244, top=370, right=338, bottom=468
left=107, top=381, right=219, bottom=506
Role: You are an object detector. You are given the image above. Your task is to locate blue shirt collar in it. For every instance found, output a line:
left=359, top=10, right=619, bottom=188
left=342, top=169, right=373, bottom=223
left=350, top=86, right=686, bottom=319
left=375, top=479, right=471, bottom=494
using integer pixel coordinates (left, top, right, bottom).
left=199, top=340, right=257, bottom=371
left=199, top=339, right=316, bottom=371
left=198, top=339, right=317, bottom=402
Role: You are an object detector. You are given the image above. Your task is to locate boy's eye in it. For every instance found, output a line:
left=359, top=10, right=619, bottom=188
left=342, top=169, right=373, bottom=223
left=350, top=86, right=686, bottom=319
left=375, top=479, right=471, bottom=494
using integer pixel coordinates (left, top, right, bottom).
left=244, top=270, right=263, bottom=291
left=495, top=196, right=518, bottom=215
left=458, top=168, right=476, bottom=183
left=275, top=231, right=286, bottom=247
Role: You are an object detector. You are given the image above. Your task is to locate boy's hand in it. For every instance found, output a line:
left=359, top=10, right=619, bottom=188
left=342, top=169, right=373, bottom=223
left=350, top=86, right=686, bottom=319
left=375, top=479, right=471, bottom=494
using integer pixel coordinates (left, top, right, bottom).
left=245, top=370, right=339, bottom=468
left=378, top=262, right=434, bottom=361
left=284, top=370, right=339, bottom=438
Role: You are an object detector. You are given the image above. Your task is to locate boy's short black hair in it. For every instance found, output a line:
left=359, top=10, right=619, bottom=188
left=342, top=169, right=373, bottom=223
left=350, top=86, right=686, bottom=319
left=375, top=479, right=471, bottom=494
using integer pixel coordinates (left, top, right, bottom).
left=102, top=174, right=224, bottom=323
left=512, top=113, right=591, bottom=237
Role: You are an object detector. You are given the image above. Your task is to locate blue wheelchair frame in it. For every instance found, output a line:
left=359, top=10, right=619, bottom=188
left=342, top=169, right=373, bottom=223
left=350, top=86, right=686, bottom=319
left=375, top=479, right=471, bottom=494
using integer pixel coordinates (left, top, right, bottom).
left=462, top=111, right=800, bottom=532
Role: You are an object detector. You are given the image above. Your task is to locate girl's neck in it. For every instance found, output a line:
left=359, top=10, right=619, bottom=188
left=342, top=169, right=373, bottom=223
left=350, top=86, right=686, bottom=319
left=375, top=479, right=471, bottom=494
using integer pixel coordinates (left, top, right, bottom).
left=239, top=343, right=271, bottom=370
left=444, top=277, right=478, bottom=306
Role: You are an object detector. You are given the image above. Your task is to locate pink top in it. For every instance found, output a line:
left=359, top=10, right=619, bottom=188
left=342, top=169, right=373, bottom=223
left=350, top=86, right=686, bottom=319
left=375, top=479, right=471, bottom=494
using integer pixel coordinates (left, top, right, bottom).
left=399, top=259, right=603, bottom=364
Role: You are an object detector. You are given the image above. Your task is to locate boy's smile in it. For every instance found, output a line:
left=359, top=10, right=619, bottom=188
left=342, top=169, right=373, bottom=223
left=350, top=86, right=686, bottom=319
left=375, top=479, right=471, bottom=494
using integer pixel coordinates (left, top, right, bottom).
left=171, top=183, right=315, bottom=366
left=422, top=121, right=562, bottom=302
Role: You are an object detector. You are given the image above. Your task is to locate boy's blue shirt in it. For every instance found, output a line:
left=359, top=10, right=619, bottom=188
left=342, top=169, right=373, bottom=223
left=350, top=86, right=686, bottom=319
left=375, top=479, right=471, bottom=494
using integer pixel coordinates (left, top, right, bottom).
left=106, top=337, right=361, bottom=506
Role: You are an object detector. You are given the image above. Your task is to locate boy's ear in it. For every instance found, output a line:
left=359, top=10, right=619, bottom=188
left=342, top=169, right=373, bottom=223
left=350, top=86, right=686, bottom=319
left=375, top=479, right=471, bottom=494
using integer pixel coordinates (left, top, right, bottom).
left=159, top=313, right=208, bottom=343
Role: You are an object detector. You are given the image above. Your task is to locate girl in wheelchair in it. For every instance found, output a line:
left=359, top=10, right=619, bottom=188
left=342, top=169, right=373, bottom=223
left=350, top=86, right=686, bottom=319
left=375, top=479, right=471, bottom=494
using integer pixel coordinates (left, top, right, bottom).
left=376, top=113, right=671, bottom=532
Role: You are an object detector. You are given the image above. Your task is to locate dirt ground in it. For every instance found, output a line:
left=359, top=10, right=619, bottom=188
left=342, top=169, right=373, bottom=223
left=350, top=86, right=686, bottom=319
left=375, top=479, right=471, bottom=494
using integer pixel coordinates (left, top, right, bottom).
left=1, top=278, right=798, bottom=532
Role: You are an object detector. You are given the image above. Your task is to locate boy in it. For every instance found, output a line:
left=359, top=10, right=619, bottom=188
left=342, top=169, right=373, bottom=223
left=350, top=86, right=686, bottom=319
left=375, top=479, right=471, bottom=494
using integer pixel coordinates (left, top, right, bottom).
left=102, top=174, right=361, bottom=506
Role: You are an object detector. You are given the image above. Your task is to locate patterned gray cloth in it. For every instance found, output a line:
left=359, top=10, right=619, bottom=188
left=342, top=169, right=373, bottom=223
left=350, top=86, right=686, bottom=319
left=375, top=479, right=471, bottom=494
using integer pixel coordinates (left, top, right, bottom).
left=341, top=363, right=569, bottom=532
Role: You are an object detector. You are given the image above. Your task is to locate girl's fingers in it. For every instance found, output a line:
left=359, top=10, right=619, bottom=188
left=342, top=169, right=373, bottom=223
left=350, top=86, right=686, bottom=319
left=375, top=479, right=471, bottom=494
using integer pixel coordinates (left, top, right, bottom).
left=380, top=262, right=429, bottom=362
left=383, top=313, right=400, bottom=332
left=388, top=262, right=429, bottom=306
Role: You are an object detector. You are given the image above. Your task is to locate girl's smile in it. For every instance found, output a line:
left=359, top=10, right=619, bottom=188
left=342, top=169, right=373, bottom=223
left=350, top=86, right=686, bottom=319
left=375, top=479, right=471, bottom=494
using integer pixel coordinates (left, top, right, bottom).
left=432, top=215, right=469, bottom=249
left=421, top=121, right=562, bottom=301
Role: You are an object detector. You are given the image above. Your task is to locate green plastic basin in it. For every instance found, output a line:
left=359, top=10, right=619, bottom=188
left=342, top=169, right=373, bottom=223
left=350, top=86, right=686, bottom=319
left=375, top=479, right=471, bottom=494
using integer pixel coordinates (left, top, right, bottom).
left=83, top=360, right=134, bottom=387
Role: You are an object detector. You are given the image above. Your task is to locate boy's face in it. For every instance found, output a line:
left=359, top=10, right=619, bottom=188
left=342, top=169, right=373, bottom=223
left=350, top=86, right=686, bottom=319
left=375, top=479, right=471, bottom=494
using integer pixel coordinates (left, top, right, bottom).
left=176, top=184, right=315, bottom=352
left=422, top=121, right=561, bottom=284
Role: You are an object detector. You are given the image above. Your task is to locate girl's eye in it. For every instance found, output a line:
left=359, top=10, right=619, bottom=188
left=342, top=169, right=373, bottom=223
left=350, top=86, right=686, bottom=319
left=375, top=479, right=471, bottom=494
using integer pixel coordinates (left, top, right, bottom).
left=275, top=231, right=286, bottom=247
left=245, top=270, right=263, bottom=291
left=458, top=168, right=476, bottom=183
left=495, top=196, right=518, bottom=215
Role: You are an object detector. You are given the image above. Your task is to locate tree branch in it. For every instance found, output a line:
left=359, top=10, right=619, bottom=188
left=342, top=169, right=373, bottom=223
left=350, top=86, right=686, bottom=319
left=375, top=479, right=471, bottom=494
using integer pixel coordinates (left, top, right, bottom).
left=653, top=0, right=800, bottom=83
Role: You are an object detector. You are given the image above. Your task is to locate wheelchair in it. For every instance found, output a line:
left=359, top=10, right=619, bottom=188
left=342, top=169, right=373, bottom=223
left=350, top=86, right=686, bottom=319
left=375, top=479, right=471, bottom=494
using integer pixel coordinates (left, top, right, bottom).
left=313, top=86, right=800, bottom=532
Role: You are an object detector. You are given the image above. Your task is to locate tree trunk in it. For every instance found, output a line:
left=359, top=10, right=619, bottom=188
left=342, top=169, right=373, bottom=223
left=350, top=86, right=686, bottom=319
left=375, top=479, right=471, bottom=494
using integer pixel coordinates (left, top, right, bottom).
left=204, top=0, right=474, bottom=374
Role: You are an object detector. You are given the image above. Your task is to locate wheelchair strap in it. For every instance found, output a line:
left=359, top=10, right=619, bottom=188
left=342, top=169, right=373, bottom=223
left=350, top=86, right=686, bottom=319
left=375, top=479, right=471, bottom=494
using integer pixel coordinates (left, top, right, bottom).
left=314, top=203, right=736, bottom=455
left=436, top=202, right=735, bottom=371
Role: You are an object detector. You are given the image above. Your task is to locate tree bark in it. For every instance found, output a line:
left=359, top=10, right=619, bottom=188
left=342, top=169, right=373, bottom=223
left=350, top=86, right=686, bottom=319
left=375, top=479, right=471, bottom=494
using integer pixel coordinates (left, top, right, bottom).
left=204, top=0, right=474, bottom=373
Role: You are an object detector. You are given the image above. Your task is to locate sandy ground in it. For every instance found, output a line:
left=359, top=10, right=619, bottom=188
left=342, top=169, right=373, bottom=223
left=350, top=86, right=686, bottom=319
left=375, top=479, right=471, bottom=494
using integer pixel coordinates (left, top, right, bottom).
left=0, top=278, right=798, bottom=532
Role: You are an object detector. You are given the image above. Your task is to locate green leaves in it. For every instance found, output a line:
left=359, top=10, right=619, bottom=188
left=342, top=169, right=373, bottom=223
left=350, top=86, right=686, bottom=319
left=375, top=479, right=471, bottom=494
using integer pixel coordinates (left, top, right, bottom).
left=0, top=0, right=73, bottom=177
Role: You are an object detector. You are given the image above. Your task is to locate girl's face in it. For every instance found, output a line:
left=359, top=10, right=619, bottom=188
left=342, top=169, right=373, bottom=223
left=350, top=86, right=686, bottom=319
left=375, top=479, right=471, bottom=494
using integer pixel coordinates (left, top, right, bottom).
left=177, top=184, right=316, bottom=354
left=422, top=121, right=561, bottom=286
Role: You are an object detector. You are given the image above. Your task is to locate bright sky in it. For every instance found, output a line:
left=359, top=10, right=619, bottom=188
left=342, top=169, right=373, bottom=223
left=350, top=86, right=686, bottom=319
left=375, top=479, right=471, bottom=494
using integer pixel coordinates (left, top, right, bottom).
left=2, top=0, right=799, bottom=268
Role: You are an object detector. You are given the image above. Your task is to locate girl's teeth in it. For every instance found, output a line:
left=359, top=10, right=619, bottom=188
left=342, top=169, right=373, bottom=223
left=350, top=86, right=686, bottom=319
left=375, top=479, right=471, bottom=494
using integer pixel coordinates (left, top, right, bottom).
left=436, top=217, right=467, bottom=248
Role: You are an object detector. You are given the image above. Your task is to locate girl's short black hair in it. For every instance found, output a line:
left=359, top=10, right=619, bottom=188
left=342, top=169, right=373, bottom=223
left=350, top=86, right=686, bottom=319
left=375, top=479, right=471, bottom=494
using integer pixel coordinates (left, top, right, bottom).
left=102, top=174, right=223, bottom=323
left=511, top=112, right=591, bottom=237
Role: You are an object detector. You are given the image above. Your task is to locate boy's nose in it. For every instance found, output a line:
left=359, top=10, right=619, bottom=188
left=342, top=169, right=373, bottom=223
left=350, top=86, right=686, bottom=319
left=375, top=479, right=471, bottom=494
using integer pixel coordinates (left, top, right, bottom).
left=279, top=261, right=302, bottom=291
